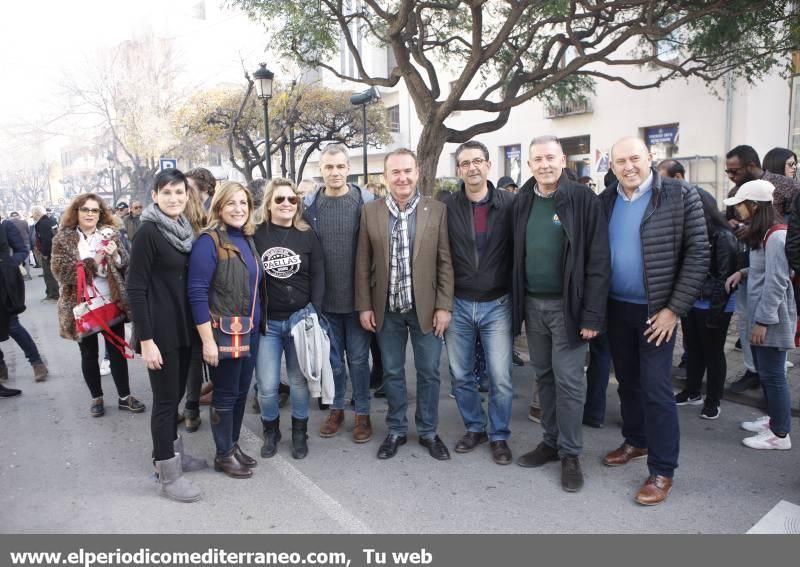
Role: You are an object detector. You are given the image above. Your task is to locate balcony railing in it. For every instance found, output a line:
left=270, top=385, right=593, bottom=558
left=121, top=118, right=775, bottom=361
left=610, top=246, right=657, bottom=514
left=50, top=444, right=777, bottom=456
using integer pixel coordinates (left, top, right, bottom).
left=544, top=98, right=593, bottom=119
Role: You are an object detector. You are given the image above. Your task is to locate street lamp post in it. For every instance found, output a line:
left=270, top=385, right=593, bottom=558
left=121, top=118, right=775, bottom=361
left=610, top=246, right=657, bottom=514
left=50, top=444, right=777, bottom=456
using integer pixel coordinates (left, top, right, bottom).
left=106, top=153, right=117, bottom=206
left=350, top=87, right=380, bottom=185
left=253, top=63, right=275, bottom=180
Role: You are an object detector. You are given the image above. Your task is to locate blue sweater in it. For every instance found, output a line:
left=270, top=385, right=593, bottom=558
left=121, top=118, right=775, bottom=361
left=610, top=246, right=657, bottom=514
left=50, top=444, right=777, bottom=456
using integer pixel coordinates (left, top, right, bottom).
left=609, top=193, right=649, bottom=304
left=188, top=227, right=261, bottom=330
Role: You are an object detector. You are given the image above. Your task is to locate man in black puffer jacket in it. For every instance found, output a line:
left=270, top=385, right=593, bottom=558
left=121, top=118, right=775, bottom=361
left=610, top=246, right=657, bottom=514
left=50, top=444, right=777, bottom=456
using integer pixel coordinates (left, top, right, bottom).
left=599, top=137, right=708, bottom=507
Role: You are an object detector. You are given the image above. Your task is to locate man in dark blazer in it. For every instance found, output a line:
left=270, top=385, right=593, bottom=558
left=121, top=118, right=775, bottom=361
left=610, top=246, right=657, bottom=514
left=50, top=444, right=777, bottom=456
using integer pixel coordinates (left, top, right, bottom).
left=355, top=148, right=454, bottom=460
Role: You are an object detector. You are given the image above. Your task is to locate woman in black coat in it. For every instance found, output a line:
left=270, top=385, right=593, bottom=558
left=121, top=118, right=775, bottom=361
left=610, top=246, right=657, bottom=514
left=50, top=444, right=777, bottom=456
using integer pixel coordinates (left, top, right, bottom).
left=127, top=169, right=207, bottom=502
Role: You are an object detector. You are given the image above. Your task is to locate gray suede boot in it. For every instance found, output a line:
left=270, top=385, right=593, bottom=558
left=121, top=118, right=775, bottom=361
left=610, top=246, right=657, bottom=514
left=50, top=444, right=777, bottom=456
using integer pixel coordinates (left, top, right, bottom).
left=174, top=435, right=209, bottom=472
left=155, top=455, right=202, bottom=502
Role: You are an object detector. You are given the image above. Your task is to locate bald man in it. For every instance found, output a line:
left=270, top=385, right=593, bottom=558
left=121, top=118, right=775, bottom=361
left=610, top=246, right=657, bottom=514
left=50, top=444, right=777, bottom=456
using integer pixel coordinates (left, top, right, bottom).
left=598, top=137, right=708, bottom=506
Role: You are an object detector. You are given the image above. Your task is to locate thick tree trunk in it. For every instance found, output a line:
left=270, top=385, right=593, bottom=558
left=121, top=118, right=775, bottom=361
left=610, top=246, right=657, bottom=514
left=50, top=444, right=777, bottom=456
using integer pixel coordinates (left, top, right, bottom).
left=414, top=123, right=448, bottom=196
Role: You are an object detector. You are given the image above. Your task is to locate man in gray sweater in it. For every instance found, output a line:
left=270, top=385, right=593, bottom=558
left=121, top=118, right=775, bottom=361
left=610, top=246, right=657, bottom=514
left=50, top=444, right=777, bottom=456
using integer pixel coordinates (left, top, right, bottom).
left=304, top=144, right=375, bottom=443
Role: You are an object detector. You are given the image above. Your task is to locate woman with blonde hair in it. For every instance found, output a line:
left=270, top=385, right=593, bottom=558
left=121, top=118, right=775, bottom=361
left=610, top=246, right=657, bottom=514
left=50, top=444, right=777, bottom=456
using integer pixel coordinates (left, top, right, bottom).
left=253, top=178, right=324, bottom=460
left=188, top=181, right=266, bottom=478
left=51, top=193, right=145, bottom=417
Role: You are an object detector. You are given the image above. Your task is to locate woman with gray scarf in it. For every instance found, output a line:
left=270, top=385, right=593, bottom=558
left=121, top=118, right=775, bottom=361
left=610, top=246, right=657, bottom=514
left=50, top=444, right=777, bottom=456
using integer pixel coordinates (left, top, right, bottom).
left=127, top=169, right=207, bottom=502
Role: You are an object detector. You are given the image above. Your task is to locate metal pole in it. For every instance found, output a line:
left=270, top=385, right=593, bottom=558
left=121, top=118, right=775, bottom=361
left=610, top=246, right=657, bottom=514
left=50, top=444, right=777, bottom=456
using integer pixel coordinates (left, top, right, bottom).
left=263, top=98, right=272, bottom=180
left=289, top=120, right=296, bottom=182
left=110, top=167, right=117, bottom=206
left=362, top=104, right=368, bottom=184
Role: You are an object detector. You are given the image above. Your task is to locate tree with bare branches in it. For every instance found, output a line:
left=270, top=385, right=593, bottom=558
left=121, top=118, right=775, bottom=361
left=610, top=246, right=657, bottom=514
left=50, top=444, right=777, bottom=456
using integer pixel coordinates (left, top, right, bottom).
left=62, top=33, right=188, bottom=202
left=174, top=80, right=392, bottom=182
left=231, top=0, right=800, bottom=191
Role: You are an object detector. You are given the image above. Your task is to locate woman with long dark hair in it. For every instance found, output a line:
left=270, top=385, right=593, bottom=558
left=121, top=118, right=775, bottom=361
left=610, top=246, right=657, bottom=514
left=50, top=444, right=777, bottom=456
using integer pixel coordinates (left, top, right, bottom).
left=725, top=180, right=795, bottom=450
left=253, top=178, right=324, bottom=460
left=763, top=147, right=798, bottom=180
left=51, top=193, right=145, bottom=418
left=674, top=189, right=737, bottom=419
left=188, top=181, right=265, bottom=478
left=127, top=169, right=207, bottom=502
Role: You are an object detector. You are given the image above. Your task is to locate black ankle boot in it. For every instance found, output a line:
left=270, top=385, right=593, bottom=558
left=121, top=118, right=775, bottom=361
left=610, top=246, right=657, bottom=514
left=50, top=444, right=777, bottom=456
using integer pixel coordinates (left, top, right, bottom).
left=291, top=416, right=309, bottom=459
left=261, top=417, right=281, bottom=458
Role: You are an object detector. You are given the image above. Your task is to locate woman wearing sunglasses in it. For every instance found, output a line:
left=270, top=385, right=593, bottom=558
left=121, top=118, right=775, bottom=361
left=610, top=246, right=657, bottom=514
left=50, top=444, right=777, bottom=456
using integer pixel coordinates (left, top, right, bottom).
left=51, top=193, right=145, bottom=418
left=253, top=178, right=324, bottom=460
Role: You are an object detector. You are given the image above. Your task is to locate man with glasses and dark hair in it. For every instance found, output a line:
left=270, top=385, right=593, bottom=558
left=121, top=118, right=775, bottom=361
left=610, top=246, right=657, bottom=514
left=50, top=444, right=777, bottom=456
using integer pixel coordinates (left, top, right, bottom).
left=303, top=144, right=376, bottom=443
left=444, top=140, right=515, bottom=465
left=511, top=135, right=610, bottom=492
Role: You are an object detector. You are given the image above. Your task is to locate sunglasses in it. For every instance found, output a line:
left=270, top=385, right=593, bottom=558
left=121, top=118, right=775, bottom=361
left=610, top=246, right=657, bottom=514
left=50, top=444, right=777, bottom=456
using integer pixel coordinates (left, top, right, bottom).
left=79, top=207, right=101, bottom=214
left=273, top=195, right=298, bottom=205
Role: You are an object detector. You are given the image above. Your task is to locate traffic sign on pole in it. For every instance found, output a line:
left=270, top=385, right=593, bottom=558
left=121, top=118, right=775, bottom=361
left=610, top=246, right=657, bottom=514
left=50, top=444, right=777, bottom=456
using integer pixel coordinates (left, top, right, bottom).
left=159, top=158, right=177, bottom=171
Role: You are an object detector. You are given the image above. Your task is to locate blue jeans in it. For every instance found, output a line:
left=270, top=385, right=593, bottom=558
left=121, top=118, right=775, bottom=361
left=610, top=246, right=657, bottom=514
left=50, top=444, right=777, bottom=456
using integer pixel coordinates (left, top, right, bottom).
left=256, top=319, right=309, bottom=421
left=583, top=333, right=611, bottom=425
left=607, top=300, right=679, bottom=478
left=377, top=307, right=442, bottom=439
left=325, top=311, right=371, bottom=414
left=0, top=315, right=43, bottom=366
left=751, top=346, right=792, bottom=435
left=210, top=330, right=259, bottom=456
left=445, top=295, right=513, bottom=441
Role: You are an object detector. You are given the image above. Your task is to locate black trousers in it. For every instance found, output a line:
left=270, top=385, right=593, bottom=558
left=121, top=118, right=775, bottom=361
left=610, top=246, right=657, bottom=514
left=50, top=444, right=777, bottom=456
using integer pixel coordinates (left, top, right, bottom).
left=148, top=346, right=192, bottom=461
left=183, top=341, right=205, bottom=412
left=78, top=322, right=130, bottom=399
left=681, top=308, right=733, bottom=404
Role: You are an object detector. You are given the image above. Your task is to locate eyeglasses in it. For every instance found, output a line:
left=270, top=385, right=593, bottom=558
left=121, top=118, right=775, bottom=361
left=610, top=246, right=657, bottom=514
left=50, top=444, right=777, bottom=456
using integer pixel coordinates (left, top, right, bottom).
left=79, top=207, right=100, bottom=214
left=273, top=195, right=298, bottom=205
left=458, top=157, right=487, bottom=169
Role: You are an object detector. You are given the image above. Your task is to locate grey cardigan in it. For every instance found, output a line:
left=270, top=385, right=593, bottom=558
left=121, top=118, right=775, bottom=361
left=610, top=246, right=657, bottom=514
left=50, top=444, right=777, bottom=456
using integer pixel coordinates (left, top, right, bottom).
left=746, top=229, right=796, bottom=350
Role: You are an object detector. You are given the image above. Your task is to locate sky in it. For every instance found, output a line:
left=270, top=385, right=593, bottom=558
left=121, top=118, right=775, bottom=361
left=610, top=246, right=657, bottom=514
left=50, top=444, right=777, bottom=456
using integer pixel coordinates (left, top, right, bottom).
left=0, top=0, right=275, bottom=168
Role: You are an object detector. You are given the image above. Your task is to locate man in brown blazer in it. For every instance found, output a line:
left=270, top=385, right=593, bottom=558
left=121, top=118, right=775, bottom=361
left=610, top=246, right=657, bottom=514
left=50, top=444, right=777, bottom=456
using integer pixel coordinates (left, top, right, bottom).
left=355, top=148, right=454, bottom=461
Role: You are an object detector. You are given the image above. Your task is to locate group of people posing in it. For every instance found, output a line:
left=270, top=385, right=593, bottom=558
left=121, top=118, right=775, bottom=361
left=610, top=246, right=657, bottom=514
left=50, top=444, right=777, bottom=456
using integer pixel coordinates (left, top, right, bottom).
left=30, top=136, right=797, bottom=508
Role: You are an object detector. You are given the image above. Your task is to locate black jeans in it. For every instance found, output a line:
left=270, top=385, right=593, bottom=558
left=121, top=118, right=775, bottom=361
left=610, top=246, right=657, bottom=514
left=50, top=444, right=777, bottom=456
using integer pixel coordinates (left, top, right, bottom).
left=681, top=308, right=733, bottom=404
left=607, top=300, right=679, bottom=478
left=148, top=346, right=192, bottom=461
left=183, top=341, right=205, bottom=412
left=41, top=255, right=59, bottom=300
left=78, top=322, right=130, bottom=399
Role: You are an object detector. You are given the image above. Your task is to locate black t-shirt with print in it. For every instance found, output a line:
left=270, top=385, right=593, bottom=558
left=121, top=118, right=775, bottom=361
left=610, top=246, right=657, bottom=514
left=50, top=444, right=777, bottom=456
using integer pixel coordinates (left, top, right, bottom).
left=252, top=222, right=324, bottom=320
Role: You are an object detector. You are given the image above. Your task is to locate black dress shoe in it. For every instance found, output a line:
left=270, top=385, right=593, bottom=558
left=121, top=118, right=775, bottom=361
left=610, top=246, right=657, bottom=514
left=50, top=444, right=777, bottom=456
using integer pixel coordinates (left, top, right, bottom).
left=373, top=384, right=386, bottom=398
left=0, top=383, right=21, bottom=398
left=582, top=418, right=605, bottom=429
left=490, top=440, right=512, bottom=465
left=419, top=435, right=451, bottom=461
left=377, top=434, right=407, bottom=459
left=454, top=431, right=489, bottom=453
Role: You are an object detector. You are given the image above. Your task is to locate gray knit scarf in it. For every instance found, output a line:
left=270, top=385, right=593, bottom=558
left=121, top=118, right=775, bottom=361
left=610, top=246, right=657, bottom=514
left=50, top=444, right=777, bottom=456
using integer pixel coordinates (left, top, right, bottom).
left=140, top=204, right=194, bottom=253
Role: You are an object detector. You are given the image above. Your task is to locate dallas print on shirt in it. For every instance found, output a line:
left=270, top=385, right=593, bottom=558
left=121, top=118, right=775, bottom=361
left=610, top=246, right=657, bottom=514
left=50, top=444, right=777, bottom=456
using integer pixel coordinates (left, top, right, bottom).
left=262, top=246, right=301, bottom=279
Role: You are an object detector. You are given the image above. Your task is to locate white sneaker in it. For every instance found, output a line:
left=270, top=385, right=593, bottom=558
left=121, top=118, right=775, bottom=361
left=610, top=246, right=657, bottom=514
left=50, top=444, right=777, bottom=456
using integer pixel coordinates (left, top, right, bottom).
left=100, top=360, right=111, bottom=376
left=740, top=415, right=770, bottom=433
left=742, top=430, right=791, bottom=450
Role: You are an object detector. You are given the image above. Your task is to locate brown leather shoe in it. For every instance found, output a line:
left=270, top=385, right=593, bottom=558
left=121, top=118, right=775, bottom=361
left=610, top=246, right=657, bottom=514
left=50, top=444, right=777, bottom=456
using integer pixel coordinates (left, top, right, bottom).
left=602, top=443, right=648, bottom=467
left=319, top=409, right=344, bottom=438
left=352, top=414, right=372, bottom=443
left=634, top=475, right=673, bottom=506
left=490, top=441, right=512, bottom=465
left=213, top=451, right=253, bottom=479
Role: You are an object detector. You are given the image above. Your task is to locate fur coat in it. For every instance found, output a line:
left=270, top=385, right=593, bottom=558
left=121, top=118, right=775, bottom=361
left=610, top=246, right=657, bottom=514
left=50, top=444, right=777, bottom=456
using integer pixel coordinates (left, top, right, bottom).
left=51, top=225, right=130, bottom=341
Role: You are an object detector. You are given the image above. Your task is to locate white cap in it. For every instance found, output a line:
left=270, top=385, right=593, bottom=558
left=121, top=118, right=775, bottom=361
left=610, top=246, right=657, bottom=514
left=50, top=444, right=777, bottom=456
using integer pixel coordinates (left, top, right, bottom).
left=723, top=179, right=775, bottom=206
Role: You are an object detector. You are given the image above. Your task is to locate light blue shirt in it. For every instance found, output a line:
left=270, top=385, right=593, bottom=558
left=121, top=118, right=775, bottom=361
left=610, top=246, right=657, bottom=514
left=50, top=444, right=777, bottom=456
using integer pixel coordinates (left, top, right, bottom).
left=616, top=172, right=654, bottom=203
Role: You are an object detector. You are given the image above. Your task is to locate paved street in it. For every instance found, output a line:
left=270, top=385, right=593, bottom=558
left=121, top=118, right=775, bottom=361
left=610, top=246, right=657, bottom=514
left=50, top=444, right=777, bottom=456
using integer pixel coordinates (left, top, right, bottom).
left=1, top=271, right=799, bottom=534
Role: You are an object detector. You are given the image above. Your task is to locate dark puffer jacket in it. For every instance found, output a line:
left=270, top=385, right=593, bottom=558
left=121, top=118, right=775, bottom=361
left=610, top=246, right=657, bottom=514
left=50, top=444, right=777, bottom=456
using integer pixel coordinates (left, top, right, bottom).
left=599, top=169, right=709, bottom=317
left=785, top=191, right=800, bottom=273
